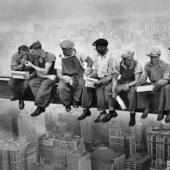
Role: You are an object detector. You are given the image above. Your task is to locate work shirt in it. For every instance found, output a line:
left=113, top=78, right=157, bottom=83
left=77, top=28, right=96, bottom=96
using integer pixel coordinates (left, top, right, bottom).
left=55, top=50, right=88, bottom=70
left=11, top=52, right=35, bottom=72
left=93, top=50, right=117, bottom=78
left=140, top=59, right=170, bottom=84
left=34, top=51, right=56, bottom=75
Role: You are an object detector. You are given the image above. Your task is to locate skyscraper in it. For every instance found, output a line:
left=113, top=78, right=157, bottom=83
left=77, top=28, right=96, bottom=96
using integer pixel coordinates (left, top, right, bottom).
left=18, top=111, right=46, bottom=144
left=80, top=116, right=93, bottom=143
left=147, top=128, right=170, bottom=166
left=67, top=149, right=91, bottom=170
left=0, top=114, right=13, bottom=140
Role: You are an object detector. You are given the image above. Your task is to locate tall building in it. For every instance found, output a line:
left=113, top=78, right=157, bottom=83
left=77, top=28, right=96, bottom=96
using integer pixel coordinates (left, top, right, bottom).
left=130, top=121, right=143, bottom=146
left=80, top=116, right=93, bottom=143
left=147, top=128, right=170, bottom=165
left=67, top=149, right=91, bottom=170
left=0, top=114, right=13, bottom=140
left=58, top=112, right=80, bottom=135
left=91, top=145, right=125, bottom=170
left=38, top=132, right=85, bottom=165
left=18, top=112, right=46, bottom=144
left=109, top=125, right=136, bottom=158
left=0, top=139, right=37, bottom=170
left=125, top=153, right=151, bottom=170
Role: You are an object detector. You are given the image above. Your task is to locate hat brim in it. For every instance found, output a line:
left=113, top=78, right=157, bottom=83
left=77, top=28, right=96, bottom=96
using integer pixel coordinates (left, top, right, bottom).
left=147, top=54, right=160, bottom=57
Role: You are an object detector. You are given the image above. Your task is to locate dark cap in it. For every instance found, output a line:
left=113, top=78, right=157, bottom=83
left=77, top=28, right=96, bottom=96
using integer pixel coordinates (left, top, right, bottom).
left=92, top=38, right=108, bottom=47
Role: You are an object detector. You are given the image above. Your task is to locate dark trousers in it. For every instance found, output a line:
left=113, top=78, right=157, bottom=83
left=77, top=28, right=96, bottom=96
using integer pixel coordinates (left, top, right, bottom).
left=137, top=84, right=170, bottom=111
left=96, top=82, right=115, bottom=111
left=57, top=77, right=85, bottom=106
left=29, top=77, right=56, bottom=108
left=8, top=77, right=30, bottom=99
left=112, top=80, right=137, bottom=111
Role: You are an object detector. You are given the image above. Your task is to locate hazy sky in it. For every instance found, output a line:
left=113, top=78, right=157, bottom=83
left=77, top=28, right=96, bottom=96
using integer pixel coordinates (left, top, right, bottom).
left=0, top=0, right=170, bottom=22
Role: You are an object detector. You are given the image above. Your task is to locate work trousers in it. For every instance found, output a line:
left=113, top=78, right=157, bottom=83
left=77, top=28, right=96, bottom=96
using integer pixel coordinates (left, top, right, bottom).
left=57, top=77, right=85, bottom=106
left=8, top=77, right=30, bottom=99
left=29, top=77, right=56, bottom=108
left=137, top=84, right=170, bottom=111
left=113, top=80, right=137, bottom=111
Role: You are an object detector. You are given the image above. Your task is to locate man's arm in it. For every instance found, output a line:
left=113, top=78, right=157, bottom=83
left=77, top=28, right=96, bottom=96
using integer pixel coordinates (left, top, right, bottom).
left=25, top=61, right=53, bottom=74
left=128, top=72, right=142, bottom=87
left=11, top=54, right=25, bottom=71
left=84, top=56, right=93, bottom=68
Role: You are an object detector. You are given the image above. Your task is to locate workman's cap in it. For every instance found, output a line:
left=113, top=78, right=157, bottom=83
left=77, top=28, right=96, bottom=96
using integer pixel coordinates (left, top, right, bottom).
left=121, top=50, right=135, bottom=60
left=92, top=38, right=108, bottom=47
left=60, top=40, right=75, bottom=49
left=147, top=46, right=161, bottom=56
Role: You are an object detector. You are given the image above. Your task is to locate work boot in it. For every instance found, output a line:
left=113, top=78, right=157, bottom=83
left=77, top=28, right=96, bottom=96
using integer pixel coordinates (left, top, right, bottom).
left=78, top=108, right=91, bottom=121
left=72, top=99, right=79, bottom=108
left=10, top=95, right=18, bottom=101
left=157, top=111, right=164, bottom=121
left=94, top=110, right=107, bottom=123
left=31, top=107, right=45, bottom=117
left=65, top=104, right=71, bottom=112
left=129, top=112, right=136, bottom=126
left=141, top=107, right=150, bottom=119
left=102, top=110, right=118, bottom=123
left=165, top=111, right=170, bottom=123
left=19, top=98, right=25, bottom=110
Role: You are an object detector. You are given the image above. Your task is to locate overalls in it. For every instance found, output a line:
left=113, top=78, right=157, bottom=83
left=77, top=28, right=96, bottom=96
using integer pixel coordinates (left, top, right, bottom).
left=114, top=60, right=137, bottom=111
left=57, top=55, right=85, bottom=106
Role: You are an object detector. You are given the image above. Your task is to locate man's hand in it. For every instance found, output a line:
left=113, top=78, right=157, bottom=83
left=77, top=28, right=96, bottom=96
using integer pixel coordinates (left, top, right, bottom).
left=112, top=91, right=117, bottom=99
left=115, top=84, right=129, bottom=94
left=153, top=80, right=162, bottom=92
left=25, top=61, right=33, bottom=67
left=69, top=76, right=78, bottom=88
left=136, top=79, right=145, bottom=87
left=84, top=67, right=93, bottom=77
left=49, top=75, right=56, bottom=81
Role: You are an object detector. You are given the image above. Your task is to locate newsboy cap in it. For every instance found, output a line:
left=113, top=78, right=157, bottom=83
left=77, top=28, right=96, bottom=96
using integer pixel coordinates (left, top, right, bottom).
left=92, top=38, right=108, bottom=47
left=147, top=46, right=161, bottom=56
left=60, top=40, right=75, bottom=49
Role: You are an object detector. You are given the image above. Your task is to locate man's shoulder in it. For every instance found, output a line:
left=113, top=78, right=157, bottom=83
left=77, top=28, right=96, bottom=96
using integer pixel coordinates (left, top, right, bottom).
left=12, top=52, right=19, bottom=58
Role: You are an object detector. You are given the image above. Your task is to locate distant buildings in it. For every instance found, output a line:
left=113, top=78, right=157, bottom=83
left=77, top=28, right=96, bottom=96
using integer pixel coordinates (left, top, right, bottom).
left=67, top=149, right=91, bottom=170
left=18, top=112, right=46, bottom=144
left=125, top=152, right=151, bottom=170
left=0, top=138, right=37, bottom=170
left=147, top=128, right=170, bottom=166
left=0, top=114, right=13, bottom=140
left=91, top=145, right=125, bottom=170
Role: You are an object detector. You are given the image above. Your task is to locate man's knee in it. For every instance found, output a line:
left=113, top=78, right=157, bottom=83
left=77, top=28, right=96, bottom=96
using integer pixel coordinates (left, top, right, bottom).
left=29, top=79, right=35, bottom=88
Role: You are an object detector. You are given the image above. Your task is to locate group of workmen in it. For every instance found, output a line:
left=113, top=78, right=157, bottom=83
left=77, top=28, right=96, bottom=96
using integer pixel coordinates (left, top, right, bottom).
left=8, top=38, right=170, bottom=127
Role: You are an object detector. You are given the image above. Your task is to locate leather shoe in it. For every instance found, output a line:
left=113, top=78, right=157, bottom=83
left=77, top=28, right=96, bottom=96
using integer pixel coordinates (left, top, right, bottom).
left=94, top=111, right=107, bottom=123
left=165, top=112, right=170, bottom=123
left=78, top=108, right=91, bottom=121
left=72, top=100, right=79, bottom=108
left=19, top=99, right=25, bottom=110
left=141, top=107, right=150, bottom=119
left=157, top=111, right=164, bottom=121
left=31, top=107, right=45, bottom=117
left=65, top=104, right=71, bottom=112
left=129, top=113, right=136, bottom=126
left=102, top=110, right=118, bottom=123
left=10, top=95, right=18, bottom=101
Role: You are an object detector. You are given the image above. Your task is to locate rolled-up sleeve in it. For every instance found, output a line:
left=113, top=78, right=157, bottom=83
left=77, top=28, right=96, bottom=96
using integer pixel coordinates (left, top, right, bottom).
left=54, top=56, right=62, bottom=70
left=140, top=65, right=149, bottom=81
left=134, top=62, right=143, bottom=74
left=76, top=50, right=87, bottom=62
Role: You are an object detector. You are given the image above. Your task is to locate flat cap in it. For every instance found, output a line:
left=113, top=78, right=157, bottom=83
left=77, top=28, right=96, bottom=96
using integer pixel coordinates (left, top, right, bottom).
left=92, top=38, right=108, bottom=47
left=121, top=50, right=135, bottom=60
left=60, top=40, right=75, bottom=49
left=147, top=46, right=161, bottom=56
